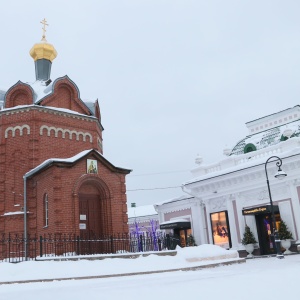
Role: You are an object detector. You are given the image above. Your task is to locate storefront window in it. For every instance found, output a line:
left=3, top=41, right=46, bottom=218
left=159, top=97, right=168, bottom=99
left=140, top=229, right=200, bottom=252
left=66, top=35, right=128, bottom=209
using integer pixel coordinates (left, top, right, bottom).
left=210, top=211, right=231, bottom=249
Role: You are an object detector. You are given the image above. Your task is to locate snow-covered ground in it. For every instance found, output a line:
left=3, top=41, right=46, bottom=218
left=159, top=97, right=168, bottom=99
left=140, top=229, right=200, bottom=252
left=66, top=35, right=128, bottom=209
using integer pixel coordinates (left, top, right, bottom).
left=0, top=245, right=299, bottom=300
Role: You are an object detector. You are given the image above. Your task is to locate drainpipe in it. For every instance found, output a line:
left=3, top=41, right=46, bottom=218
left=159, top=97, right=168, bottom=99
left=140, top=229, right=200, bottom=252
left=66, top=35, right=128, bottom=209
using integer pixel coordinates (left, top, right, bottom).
left=23, top=175, right=28, bottom=261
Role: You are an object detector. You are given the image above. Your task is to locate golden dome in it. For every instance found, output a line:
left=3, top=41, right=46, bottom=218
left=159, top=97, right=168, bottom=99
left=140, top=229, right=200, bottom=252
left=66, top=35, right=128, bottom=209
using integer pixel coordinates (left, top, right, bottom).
left=30, top=19, right=57, bottom=62
left=29, top=42, right=57, bottom=62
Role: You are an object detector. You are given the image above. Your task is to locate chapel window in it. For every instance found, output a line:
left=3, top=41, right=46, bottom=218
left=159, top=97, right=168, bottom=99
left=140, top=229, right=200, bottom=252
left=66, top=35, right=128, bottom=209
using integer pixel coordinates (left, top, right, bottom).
left=43, top=194, right=49, bottom=227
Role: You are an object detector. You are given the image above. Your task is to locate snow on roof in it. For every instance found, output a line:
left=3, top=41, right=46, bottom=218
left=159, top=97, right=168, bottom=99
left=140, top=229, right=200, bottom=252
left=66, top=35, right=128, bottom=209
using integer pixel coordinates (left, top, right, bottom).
left=29, top=80, right=53, bottom=103
left=154, top=194, right=194, bottom=206
left=42, top=105, right=96, bottom=119
left=160, top=218, right=190, bottom=225
left=0, top=104, right=96, bottom=120
left=127, top=205, right=157, bottom=219
left=24, top=149, right=131, bottom=179
left=24, top=149, right=94, bottom=178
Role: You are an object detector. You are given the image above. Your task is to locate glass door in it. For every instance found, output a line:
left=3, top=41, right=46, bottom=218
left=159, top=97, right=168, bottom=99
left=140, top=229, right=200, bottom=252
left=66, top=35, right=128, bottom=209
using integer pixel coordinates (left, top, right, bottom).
left=255, top=213, right=281, bottom=255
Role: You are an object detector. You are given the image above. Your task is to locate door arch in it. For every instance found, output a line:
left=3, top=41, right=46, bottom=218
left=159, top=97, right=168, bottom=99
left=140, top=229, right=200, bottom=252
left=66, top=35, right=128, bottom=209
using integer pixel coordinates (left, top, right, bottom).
left=77, top=177, right=111, bottom=238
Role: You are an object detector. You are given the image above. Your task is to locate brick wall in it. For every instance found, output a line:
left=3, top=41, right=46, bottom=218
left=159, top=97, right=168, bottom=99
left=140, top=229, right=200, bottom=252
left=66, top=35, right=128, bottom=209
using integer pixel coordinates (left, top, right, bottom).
left=0, top=77, right=129, bottom=237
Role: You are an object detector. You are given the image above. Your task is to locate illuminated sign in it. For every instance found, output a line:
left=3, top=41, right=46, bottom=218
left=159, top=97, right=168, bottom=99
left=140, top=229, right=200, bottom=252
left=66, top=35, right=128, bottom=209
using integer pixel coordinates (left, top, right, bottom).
left=242, top=205, right=279, bottom=216
left=160, top=221, right=190, bottom=230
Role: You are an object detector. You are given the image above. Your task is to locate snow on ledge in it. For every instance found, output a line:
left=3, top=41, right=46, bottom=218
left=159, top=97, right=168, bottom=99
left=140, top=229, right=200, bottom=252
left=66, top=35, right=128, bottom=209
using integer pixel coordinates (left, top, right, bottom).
left=160, top=218, right=190, bottom=225
left=1, top=211, right=26, bottom=216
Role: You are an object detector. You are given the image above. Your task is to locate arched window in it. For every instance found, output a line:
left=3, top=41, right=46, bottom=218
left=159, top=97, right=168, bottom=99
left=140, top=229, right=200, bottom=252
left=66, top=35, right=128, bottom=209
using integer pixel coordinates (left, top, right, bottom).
left=244, top=143, right=257, bottom=154
left=43, top=194, right=49, bottom=227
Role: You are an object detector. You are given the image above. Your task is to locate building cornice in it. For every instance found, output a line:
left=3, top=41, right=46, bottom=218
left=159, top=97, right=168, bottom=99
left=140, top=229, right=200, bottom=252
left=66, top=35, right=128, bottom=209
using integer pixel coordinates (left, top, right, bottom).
left=0, top=105, right=98, bottom=124
left=184, top=153, right=300, bottom=199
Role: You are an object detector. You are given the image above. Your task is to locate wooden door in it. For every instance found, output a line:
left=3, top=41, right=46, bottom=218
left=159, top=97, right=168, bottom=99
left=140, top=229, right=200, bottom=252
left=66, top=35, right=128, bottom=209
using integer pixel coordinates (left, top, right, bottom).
left=79, top=194, right=101, bottom=238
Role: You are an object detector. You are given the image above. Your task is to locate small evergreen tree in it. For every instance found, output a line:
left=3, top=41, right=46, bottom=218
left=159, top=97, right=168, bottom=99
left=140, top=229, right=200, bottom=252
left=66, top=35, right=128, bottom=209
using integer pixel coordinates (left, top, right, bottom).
left=187, top=234, right=197, bottom=246
left=241, top=225, right=257, bottom=245
left=278, top=220, right=293, bottom=240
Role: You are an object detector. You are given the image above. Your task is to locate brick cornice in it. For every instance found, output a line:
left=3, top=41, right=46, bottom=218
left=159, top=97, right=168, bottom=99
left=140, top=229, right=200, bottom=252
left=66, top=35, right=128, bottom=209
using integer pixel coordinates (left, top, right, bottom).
left=0, top=105, right=97, bottom=123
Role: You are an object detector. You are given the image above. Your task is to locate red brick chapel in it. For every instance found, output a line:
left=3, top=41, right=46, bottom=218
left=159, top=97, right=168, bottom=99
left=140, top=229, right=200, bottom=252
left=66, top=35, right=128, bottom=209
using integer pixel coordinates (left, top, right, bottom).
left=0, top=24, right=131, bottom=240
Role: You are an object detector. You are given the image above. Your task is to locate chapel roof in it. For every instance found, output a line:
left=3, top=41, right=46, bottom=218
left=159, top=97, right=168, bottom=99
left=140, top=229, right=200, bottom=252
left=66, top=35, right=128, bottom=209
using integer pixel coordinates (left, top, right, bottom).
left=25, top=149, right=132, bottom=179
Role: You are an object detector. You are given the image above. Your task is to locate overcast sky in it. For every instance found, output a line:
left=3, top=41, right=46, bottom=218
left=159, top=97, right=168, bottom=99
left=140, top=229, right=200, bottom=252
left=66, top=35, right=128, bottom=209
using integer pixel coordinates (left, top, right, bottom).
left=0, top=1, right=300, bottom=207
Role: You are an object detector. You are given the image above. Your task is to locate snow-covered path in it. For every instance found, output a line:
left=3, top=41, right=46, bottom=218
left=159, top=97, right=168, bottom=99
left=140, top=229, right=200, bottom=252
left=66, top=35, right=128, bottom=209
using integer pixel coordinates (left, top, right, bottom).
left=1, top=255, right=299, bottom=300
left=0, top=245, right=299, bottom=300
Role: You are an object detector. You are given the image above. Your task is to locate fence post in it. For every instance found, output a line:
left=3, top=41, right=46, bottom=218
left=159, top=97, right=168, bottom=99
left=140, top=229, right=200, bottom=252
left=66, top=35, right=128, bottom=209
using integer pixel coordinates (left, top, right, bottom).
left=158, top=237, right=161, bottom=251
left=166, top=234, right=170, bottom=250
left=110, top=235, right=114, bottom=254
left=139, top=234, right=143, bottom=252
left=8, top=233, right=11, bottom=262
left=39, top=236, right=43, bottom=258
left=76, top=236, right=80, bottom=256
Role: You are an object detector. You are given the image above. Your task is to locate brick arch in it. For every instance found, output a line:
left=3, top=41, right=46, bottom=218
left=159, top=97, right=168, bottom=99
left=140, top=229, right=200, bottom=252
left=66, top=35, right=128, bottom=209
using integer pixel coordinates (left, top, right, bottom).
left=56, top=84, right=73, bottom=109
left=39, top=125, right=93, bottom=142
left=5, top=83, right=33, bottom=108
left=5, top=124, right=30, bottom=138
left=38, top=76, right=92, bottom=115
left=73, top=174, right=111, bottom=199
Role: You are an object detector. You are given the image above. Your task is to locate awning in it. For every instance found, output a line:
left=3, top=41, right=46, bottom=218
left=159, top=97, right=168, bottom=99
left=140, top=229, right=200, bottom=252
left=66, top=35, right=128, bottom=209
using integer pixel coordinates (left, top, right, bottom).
left=160, top=219, right=191, bottom=230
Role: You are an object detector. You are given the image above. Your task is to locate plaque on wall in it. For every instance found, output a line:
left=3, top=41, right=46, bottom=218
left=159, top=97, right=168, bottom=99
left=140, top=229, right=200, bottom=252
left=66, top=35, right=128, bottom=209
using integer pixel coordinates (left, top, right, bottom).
left=80, top=214, right=86, bottom=221
left=79, top=223, right=86, bottom=230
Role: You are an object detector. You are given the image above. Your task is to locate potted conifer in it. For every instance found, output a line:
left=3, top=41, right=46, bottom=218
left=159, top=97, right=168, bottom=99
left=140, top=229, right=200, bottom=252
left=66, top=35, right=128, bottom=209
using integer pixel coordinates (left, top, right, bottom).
left=242, top=225, right=257, bottom=258
left=187, top=234, right=197, bottom=246
left=278, top=219, right=293, bottom=254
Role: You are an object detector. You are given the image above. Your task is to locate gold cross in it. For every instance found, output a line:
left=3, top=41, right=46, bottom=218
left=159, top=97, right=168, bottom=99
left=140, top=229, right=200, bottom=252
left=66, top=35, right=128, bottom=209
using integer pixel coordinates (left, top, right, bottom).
left=40, top=18, right=48, bottom=42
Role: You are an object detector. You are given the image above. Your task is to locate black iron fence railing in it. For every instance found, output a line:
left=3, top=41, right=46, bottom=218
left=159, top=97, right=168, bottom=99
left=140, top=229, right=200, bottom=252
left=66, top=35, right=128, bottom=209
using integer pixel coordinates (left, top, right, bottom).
left=0, top=232, right=181, bottom=263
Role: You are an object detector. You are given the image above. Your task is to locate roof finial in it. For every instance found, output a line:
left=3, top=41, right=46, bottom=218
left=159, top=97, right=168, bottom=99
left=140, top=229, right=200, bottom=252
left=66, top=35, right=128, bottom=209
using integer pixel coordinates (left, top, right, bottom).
left=40, top=18, right=48, bottom=42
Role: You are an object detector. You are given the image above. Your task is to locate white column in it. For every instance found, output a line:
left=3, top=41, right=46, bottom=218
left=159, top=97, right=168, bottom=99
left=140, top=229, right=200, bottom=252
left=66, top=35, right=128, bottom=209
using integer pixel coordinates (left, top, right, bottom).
left=233, top=193, right=261, bottom=250
left=287, top=180, right=300, bottom=243
left=226, top=195, right=239, bottom=250
left=190, top=201, right=206, bottom=245
left=204, top=200, right=213, bottom=245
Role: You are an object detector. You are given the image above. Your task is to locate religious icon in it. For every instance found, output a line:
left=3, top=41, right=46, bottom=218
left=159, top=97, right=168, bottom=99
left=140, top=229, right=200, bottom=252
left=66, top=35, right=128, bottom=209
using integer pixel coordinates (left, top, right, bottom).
left=87, top=159, right=98, bottom=174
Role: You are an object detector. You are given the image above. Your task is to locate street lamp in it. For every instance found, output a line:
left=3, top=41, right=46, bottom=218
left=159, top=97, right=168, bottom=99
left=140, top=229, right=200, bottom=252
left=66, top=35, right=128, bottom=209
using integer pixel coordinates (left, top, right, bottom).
left=264, top=156, right=287, bottom=259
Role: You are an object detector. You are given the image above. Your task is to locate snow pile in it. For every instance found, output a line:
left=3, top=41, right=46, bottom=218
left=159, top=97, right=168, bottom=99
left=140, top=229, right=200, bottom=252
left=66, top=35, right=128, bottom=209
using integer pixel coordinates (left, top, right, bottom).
left=176, top=244, right=238, bottom=262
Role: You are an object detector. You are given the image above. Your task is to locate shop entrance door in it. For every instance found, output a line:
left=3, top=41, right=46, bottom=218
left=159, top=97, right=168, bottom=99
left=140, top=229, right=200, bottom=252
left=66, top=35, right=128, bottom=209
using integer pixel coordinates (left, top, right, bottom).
left=173, top=229, right=192, bottom=247
left=255, top=213, right=281, bottom=255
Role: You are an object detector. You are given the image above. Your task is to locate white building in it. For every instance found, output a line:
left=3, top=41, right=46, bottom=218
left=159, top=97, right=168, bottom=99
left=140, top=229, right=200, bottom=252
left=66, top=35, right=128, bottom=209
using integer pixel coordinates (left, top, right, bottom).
left=155, top=105, right=300, bottom=254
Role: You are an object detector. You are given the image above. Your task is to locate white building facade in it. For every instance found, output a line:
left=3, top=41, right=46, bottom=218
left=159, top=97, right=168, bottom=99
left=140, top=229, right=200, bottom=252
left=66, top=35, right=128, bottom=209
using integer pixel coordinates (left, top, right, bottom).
left=156, top=106, right=300, bottom=254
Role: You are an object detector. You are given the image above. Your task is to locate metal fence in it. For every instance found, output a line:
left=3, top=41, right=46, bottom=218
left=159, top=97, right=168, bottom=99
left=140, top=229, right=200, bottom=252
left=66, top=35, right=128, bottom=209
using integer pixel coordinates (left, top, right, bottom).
left=0, top=232, right=181, bottom=263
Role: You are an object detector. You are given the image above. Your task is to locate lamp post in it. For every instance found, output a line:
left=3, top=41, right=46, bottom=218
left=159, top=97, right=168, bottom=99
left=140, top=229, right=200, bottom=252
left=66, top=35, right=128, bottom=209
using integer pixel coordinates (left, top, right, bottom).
left=264, top=156, right=287, bottom=259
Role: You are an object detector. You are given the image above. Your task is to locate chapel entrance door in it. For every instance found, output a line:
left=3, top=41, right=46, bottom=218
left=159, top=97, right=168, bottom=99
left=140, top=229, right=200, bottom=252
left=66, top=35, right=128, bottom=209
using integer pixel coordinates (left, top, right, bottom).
left=79, top=194, right=101, bottom=237
left=79, top=194, right=102, bottom=254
